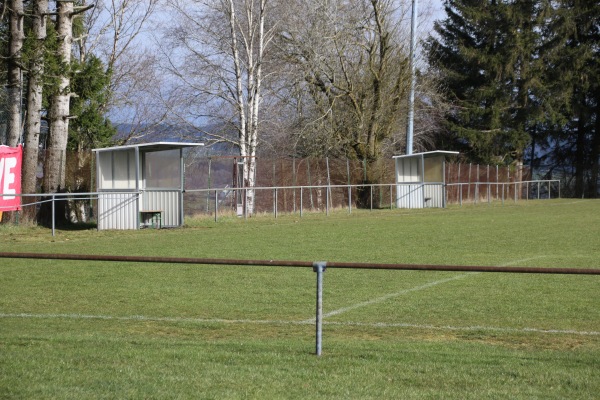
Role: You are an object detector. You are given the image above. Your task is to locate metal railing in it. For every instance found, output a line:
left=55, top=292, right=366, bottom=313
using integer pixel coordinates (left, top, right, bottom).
left=0, top=251, right=597, bottom=356
left=446, top=179, right=561, bottom=206
left=0, top=179, right=561, bottom=234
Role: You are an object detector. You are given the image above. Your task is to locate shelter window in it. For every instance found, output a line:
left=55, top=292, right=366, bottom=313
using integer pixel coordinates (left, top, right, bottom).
left=144, top=149, right=181, bottom=189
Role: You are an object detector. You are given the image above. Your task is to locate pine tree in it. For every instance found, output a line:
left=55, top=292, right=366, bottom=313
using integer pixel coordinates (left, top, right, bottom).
left=540, top=0, right=599, bottom=197
left=426, top=0, right=547, bottom=167
left=68, top=55, right=116, bottom=152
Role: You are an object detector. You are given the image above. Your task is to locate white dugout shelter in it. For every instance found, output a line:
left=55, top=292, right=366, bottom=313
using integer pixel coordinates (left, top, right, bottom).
left=93, top=142, right=203, bottom=230
left=393, top=151, right=459, bottom=208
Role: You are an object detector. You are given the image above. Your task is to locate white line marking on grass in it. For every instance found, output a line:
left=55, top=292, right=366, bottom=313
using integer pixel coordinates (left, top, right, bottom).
left=302, top=256, right=549, bottom=323
left=305, top=273, right=473, bottom=322
left=1, top=312, right=598, bottom=336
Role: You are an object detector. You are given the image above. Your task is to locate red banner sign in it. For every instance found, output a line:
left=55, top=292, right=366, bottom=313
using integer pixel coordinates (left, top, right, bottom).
left=0, top=145, right=22, bottom=211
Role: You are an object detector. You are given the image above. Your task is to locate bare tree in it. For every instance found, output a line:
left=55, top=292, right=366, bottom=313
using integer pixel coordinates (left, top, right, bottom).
left=163, top=0, right=275, bottom=214
left=21, top=0, right=48, bottom=219
left=77, top=0, right=162, bottom=142
left=5, top=0, right=24, bottom=146
left=275, top=0, right=444, bottom=159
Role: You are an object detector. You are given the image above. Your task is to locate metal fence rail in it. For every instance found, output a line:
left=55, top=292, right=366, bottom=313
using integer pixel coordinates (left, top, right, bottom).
left=1, top=179, right=561, bottom=234
left=1, top=251, right=598, bottom=356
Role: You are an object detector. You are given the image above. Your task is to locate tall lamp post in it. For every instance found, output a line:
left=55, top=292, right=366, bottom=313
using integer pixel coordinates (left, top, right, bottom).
left=406, top=0, right=418, bottom=155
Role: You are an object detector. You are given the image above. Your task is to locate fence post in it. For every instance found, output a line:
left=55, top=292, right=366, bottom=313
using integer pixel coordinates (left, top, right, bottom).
left=52, top=195, right=56, bottom=236
left=313, top=261, right=327, bottom=356
left=300, top=187, right=303, bottom=217
left=274, top=188, right=278, bottom=219
left=214, top=190, right=218, bottom=222
left=347, top=159, right=351, bottom=214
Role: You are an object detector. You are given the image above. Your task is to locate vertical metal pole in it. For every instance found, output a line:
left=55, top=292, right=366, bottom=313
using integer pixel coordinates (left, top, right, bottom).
left=300, top=187, right=303, bottom=217
left=214, top=190, right=218, bottom=222
left=207, top=157, right=212, bottom=213
left=179, top=149, right=185, bottom=227
left=486, top=165, right=490, bottom=204
left=468, top=163, right=472, bottom=201
left=313, top=261, right=327, bottom=356
left=51, top=195, right=56, bottom=236
left=496, top=165, right=499, bottom=200
left=457, top=163, right=461, bottom=202
left=293, top=158, right=297, bottom=214
left=244, top=188, right=248, bottom=220
left=406, top=0, right=418, bottom=155
left=326, top=189, right=329, bottom=216
left=326, top=157, right=331, bottom=211
left=347, top=159, right=352, bottom=214
left=274, top=188, right=278, bottom=219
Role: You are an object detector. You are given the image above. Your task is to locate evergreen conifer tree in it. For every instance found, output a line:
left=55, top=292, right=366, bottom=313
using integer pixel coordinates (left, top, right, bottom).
left=426, top=0, right=547, bottom=167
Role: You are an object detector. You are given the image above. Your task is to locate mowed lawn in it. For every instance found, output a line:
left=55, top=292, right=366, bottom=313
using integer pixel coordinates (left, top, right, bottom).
left=0, top=199, right=599, bottom=399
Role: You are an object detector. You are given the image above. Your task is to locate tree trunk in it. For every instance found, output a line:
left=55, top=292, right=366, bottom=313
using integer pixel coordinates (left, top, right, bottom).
left=21, top=0, right=48, bottom=221
left=6, top=0, right=24, bottom=146
left=44, top=0, right=73, bottom=193
left=227, top=0, right=267, bottom=216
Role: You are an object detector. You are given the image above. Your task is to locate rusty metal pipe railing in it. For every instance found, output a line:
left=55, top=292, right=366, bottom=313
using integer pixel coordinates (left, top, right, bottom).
left=0, top=252, right=598, bottom=275
left=2, top=251, right=598, bottom=357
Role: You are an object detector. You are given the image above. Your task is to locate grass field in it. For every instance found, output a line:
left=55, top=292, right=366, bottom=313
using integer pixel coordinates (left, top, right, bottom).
left=0, top=199, right=599, bottom=399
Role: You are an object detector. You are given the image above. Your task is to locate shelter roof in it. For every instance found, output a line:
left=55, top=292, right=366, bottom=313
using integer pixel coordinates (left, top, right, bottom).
left=92, top=142, right=204, bottom=153
left=392, top=150, right=459, bottom=160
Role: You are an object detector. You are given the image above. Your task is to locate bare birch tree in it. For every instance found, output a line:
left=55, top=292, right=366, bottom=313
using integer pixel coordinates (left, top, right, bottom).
left=163, top=0, right=274, bottom=214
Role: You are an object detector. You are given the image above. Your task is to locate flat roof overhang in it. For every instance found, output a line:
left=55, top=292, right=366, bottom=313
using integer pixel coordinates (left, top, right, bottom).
left=92, top=142, right=204, bottom=153
left=392, top=150, right=459, bottom=160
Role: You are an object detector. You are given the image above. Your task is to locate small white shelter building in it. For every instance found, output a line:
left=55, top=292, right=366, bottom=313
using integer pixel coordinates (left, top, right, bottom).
left=393, top=151, right=459, bottom=208
left=93, top=142, right=203, bottom=230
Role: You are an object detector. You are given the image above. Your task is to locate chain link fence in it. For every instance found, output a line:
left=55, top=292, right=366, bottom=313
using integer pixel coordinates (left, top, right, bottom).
left=2, top=148, right=564, bottom=227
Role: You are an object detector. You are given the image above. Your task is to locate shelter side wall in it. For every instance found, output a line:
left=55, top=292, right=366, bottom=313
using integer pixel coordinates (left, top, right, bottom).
left=98, top=193, right=138, bottom=230
left=396, top=183, right=445, bottom=208
left=423, top=184, right=444, bottom=208
left=396, top=184, right=424, bottom=208
left=142, top=190, right=181, bottom=227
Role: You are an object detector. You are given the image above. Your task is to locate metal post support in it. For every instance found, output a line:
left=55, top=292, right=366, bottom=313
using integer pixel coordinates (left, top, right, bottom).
left=313, top=261, right=327, bottom=356
left=300, top=187, right=303, bottom=217
left=274, top=188, right=278, bottom=219
left=51, top=195, right=56, bottom=237
left=214, top=190, right=218, bottom=222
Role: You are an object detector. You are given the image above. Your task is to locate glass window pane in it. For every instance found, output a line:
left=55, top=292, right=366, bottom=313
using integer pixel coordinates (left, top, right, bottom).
left=144, top=149, right=180, bottom=188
